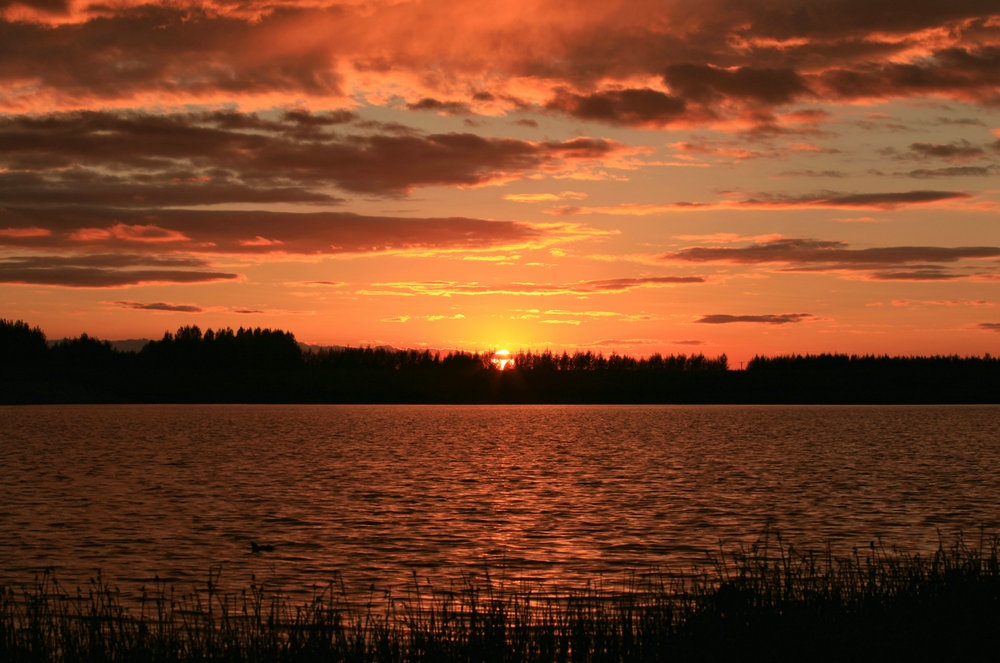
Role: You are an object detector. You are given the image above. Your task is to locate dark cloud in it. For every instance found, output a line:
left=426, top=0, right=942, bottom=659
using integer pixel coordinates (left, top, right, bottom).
left=900, top=166, right=995, bottom=178
left=1, top=1, right=997, bottom=128
left=0, top=111, right=627, bottom=197
left=0, top=207, right=546, bottom=255
left=0, top=170, right=339, bottom=207
left=113, top=301, right=203, bottom=312
left=407, top=98, right=472, bottom=115
left=582, top=276, right=705, bottom=290
left=0, top=254, right=238, bottom=288
left=867, top=269, right=966, bottom=281
left=815, top=46, right=1000, bottom=104
left=777, top=170, right=848, bottom=178
left=667, top=238, right=1000, bottom=267
left=666, top=237, right=1000, bottom=281
left=282, top=110, right=357, bottom=126
left=0, top=254, right=211, bottom=268
left=737, top=190, right=970, bottom=209
left=695, top=313, right=815, bottom=324
left=546, top=88, right=689, bottom=126
left=978, top=323, right=1000, bottom=332
left=663, top=64, right=808, bottom=105
left=0, top=4, right=343, bottom=101
left=909, top=140, right=986, bottom=160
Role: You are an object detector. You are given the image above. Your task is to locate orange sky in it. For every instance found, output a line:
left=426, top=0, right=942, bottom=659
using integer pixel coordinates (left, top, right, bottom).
left=1, top=0, right=999, bottom=364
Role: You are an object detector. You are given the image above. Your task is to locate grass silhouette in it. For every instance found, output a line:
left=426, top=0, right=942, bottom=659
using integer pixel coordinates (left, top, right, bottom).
left=3, top=534, right=1000, bottom=662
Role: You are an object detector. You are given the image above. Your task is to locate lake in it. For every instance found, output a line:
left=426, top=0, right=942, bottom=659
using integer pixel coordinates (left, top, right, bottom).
left=2, top=404, right=999, bottom=604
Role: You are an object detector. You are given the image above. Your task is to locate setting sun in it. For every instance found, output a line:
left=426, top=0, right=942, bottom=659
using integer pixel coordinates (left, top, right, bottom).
left=492, top=349, right=513, bottom=370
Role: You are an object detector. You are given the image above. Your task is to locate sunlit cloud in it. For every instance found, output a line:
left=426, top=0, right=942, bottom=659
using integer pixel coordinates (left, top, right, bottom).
left=382, top=313, right=466, bottom=323
left=360, top=275, right=704, bottom=297
left=550, top=190, right=973, bottom=215
left=504, top=191, right=588, bottom=203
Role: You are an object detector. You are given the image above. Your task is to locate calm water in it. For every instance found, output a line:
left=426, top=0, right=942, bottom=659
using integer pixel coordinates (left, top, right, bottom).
left=2, top=404, right=999, bottom=602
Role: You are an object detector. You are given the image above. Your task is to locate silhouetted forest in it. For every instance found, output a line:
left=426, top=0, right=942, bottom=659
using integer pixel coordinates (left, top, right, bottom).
left=2, top=319, right=998, bottom=403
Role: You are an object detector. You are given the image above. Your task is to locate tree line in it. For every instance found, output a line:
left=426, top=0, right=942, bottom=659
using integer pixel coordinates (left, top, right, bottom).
left=2, top=319, right=997, bottom=403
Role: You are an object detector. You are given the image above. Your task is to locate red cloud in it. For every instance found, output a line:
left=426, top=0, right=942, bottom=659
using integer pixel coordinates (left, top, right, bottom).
left=1, top=1, right=996, bottom=127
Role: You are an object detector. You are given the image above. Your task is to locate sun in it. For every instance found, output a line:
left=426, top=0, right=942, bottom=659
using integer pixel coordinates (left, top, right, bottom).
left=491, top=349, right=513, bottom=370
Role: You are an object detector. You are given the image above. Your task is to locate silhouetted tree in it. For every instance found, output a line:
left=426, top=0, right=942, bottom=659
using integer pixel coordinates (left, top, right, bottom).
left=0, top=318, right=48, bottom=372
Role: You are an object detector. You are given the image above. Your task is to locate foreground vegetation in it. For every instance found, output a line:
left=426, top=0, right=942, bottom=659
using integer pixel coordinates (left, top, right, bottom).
left=3, top=318, right=999, bottom=402
left=4, top=536, right=1000, bottom=662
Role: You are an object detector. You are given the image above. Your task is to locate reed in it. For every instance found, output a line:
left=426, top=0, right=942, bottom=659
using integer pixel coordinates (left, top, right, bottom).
left=4, top=534, right=1000, bottom=662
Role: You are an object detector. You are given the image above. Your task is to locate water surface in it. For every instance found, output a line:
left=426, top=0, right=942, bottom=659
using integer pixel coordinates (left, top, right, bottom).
left=2, top=404, right=998, bottom=601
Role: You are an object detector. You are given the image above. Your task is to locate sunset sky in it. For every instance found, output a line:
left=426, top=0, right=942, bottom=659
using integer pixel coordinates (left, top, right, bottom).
left=1, top=0, right=998, bottom=363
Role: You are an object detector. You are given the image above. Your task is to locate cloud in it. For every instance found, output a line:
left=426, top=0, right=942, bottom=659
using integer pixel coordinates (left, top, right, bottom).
left=0, top=170, right=340, bottom=208
left=545, top=88, right=689, bottom=126
left=0, top=207, right=558, bottom=256
left=867, top=269, right=967, bottom=281
left=695, top=313, right=815, bottom=325
left=361, top=275, right=704, bottom=297
left=591, top=338, right=661, bottom=346
left=909, top=140, right=987, bottom=161
left=891, top=299, right=994, bottom=307
left=665, top=237, right=1000, bottom=281
left=2, top=0, right=998, bottom=130
left=548, top=190, right=972, bottom=215
left=504, top=191, right=588, bottom=203
left=112, top=300, right=203, bottom=312
left=582, top=276, right=704, bottom=290
left=382, top=313, right=466, bottom=323
left=899, top=166, right=996, bottom=178
left=814, top=46, right=1000, bottom=106
left=406, top=98, right=472, bottom=115
left=735, top=190, right=972, bottom=210
left=978, top=323, right=1000, bottom=332
left=663, top=64, right=808, bottom=105
left=0, top=254, right=239, bottom=287
left=0, top=111, right=635, bottom=198
left=666, top=238, right=1000, bottom=266
left=539, top=309, right=656, bottom=321
left=284, top=280, right=346, bottom=288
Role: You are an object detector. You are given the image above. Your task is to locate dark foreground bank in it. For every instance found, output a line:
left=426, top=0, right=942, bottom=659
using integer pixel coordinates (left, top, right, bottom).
left=4, top=536, right=1000, bottom=662
left=3, top=320, right=999, bottom=403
